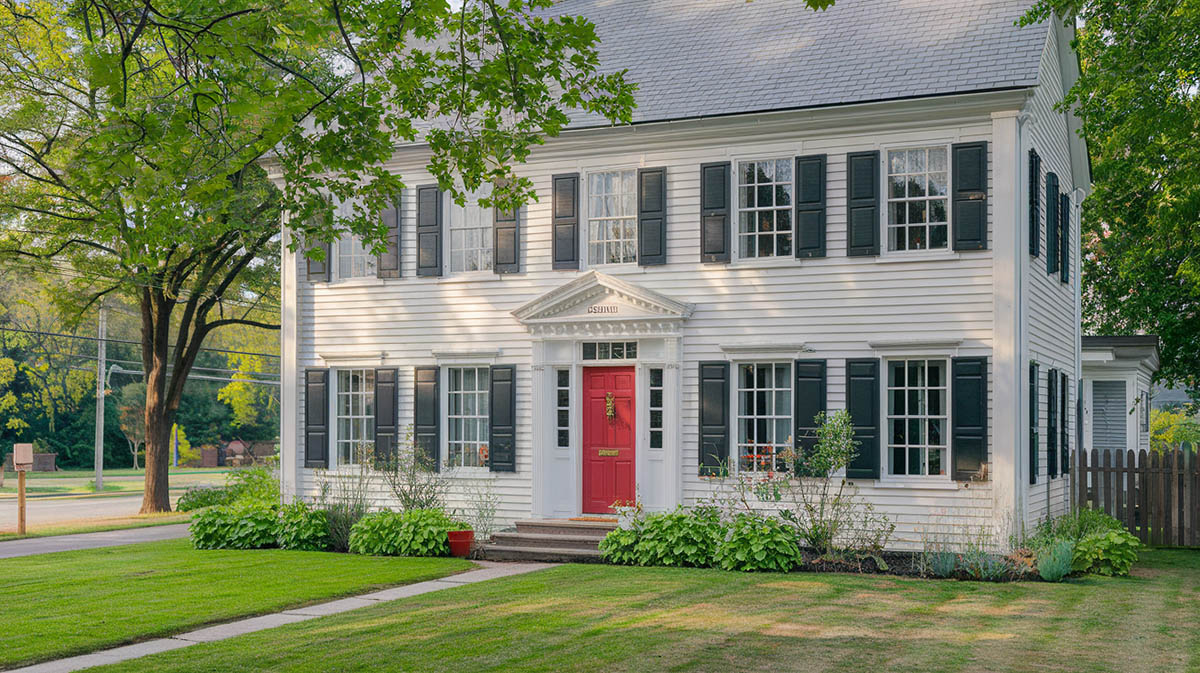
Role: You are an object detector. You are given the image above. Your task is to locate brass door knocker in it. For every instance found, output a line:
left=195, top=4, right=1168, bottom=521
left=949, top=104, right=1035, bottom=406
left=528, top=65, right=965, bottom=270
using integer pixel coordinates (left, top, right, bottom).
left=605, top=393, right=615, bottom=421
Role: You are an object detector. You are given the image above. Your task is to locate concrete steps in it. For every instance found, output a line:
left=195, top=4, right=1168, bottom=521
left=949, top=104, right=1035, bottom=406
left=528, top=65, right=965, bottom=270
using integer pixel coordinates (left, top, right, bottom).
left=479, top=519, right=617, bottom=562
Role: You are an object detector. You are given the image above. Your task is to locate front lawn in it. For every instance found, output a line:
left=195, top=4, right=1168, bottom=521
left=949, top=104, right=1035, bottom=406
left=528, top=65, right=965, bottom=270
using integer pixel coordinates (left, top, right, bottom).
left=0, top=538, right=472, bottom=669
left=93, top=549, right=1200, bottom=673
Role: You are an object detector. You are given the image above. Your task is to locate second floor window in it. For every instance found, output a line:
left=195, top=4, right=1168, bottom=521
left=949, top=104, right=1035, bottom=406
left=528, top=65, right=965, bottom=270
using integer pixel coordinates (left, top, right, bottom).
left=588, top=170, right=638, bottom=265
left=448, top=188, right=493, bottom=273
left=336, top=235, right=377, bottom=279
left=887, top=147, right=948, bottom=252
left=737, top=159, right=793, bottom=259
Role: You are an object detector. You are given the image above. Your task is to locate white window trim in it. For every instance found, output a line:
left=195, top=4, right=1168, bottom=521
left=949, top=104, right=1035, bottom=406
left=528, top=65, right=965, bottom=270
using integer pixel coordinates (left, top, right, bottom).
left=728, top=359, right=794, bottom=476
left=879, top=141, right=956, bottom=258
left=730, top=154, right=799, bottom=266
left=440, top=364, right=494, bottom=476
left=878, top=356, right=954, bottom=484
left=582, top=167, right=640, bottom=268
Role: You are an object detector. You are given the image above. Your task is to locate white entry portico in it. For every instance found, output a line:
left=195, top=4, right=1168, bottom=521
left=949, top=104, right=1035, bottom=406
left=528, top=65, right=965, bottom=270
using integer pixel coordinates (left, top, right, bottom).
left=513, top=271, right=693, bottom=518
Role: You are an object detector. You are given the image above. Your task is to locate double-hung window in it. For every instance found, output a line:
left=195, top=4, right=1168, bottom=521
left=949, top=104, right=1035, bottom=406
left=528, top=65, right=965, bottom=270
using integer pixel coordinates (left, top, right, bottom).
left=587, top=169, right=638, bottom=265
left=736, top=159, right=793, bottom=259
left=336, top=235, right=377, bottom=279
left=886, top=359, right=947, bottom=476
left=447, top=366, right=489, bottom=468
left=886, top=147, right=949, bottom=252
left=736, top=362, right=792, bottom=473
left=335, top=369, right=375, bottom=466
left=448, top=187, right=493, bottom=273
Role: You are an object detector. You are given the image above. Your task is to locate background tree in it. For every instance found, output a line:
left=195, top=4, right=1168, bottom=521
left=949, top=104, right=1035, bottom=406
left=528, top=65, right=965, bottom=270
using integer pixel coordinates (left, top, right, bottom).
left=117, top=382, right=146, bottom=469
left=0, top=0, right=635, bottom=511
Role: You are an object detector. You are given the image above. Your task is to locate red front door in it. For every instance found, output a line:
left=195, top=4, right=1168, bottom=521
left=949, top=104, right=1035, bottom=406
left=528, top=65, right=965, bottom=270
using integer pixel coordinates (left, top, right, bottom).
left=582, top=366, right=636, bottom=514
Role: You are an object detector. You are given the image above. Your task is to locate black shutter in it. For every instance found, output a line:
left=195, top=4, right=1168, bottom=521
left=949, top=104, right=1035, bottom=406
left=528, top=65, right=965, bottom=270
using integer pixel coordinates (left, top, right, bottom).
left=416, top=185, right=442, bottom=277
left=793, top=360, right=826, bottom=468
left=493, top=203, right=520, bottom=274
left=1060, top=371, right=1070, bottom=474
left=489, top=365, right=517, bottom=472
left=951, top=357, right=988, bottom=481
left=846, top=151, right=880, bottom=256
left=374, top=368, right=398, bottom=469
left=1047, top=368, right=1058, bottom=479
left=304, top=369, right=330, bottom=469
left=551, top=173, right=580, bottom=270
left=952, top=141, right=988, bottom=251
left=414, top=366, right=440, bottom=471
left=1059, top=193, right=1070, bottom=284
left=377, top=198, right=402, bottom=279
left=306, top=242, right=331, bottom=282
left=1028, top=149, right=1041, bottom=257
left=845, top=358, right=880, bottom=479
left=700, top=162, right=731, bottom=263
left=1046, top=173, right=1059, bottom=275
left=1029, top=361, right=1039, bottom=485
left=698, top=361, right=729, bottom=476
left=638, top=167, right=667, bottom=266
left=794, top=155, right=827, bottom=258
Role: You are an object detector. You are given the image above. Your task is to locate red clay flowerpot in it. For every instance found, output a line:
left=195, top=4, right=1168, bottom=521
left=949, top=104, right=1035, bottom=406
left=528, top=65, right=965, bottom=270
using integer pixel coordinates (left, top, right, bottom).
left=447, top=530, right=474, bottom=558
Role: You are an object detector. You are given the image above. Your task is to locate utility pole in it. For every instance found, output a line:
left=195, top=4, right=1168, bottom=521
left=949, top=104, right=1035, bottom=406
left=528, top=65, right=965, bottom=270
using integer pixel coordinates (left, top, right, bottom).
left=94, top=301, right=107, bottom=491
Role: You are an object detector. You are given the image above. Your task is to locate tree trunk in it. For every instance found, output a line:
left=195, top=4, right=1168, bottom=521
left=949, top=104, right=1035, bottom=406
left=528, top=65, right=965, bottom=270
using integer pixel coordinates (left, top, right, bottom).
left=141, top=387, right=174, bottom=513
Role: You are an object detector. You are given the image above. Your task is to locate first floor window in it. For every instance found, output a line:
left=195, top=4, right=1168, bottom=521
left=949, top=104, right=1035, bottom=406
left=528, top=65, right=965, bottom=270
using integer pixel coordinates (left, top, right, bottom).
left=447, top=366, right=489, bottom=467
left=887, top=146, right=948, bottom=252
left=335, top=369, right=375, bottom=465
left=887, top=359, right=947, bottom=476
left=587, top=169, right=638, bottom=264
left=737, top=159, right=793, bottom=258
left=448, top=188, right=493, bottom=273
left=337, top=235, right=377, bottom=279
left=736, top=362, right=792, bottom=473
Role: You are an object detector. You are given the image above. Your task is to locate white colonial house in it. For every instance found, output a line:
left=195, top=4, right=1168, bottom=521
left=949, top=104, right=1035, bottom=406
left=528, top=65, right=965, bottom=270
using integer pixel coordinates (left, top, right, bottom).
left=272, top=0, right=1089, bottom=549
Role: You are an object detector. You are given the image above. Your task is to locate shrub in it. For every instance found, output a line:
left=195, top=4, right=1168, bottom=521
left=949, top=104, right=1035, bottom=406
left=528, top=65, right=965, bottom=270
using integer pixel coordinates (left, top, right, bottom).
left=715, top=513, right=802, bottom=572
left=1025, top=508, right=1125, bottom=551
left=348, top=509, right=466, bottom=557
left=190, top=503, right=278, bottom=550
left=1072, top=529, right=1140, bottom=576
left=314, top=464, right=372, bottom=552
left=176, top=486, right=231, bottom=512
left=634, top=507, right=724, bottom=568
left=598, top=525, right=641, bottom=565
left=927, top=550, right=958, bottom=578
left=960, top=549, right=1009, bottom=582
left=276, top=502, right=331, bottom=551
left=225, top=466, right=280, bottom=506
left=1037, top=539, right=1075, bottom=582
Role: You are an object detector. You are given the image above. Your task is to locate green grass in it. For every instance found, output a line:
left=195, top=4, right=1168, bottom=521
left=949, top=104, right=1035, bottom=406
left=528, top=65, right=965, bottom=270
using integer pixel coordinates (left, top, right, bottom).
left=0, top=539, right=473, bottom=669
left=0, top=512, right=191, bottom=541
left=90, top=549, right=1200, bottom=673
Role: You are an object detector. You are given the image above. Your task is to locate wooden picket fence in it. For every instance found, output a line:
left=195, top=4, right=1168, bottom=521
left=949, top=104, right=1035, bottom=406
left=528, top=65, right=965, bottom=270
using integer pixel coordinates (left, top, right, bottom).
left=1073, top=448, right=1200, bottom=547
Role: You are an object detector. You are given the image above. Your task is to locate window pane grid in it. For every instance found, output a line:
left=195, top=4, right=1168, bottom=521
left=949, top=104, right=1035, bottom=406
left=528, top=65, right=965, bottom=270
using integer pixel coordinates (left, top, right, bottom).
left=448, top=366, right=490, bottom=468
left=737, top=159, right=793, bottom=259
left=335, top=369, right=375, bottom=465
left=736, top=362, right=792, bottom=473
left=449, top=188, right=494, bottom=273
left=649, top=368, right=664, bottom=450
left=337, top=235, right=378, bottom=279
left=582, top=341, right=637, bottom=361
left=587, top=170, right=638, bottom=265
left=886, top=359, right=947, bottom=476
left=555, top=369, right=570, bottom=449
left=886, top=147, right=949, bottom=252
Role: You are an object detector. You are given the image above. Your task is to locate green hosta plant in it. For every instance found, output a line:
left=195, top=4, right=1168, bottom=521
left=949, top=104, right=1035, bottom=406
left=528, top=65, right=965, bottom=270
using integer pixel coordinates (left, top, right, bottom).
left=715, top=513, right=802, bottom=573
left=1072, top=529, right=1140, bottom=577
left=190, top=503, right=278, bottom=550
left=598, top=523, right=642, bottom=565
left=634, top=507, right=724, bottom=568
left=1037, top=539, right=1075, bottom=582
left=276, top=502, right=331, bottom=551
left=348, top=509, right=466, bottom=557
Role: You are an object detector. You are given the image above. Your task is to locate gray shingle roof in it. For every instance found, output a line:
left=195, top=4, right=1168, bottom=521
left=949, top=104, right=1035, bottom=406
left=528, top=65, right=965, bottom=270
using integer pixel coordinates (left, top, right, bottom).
left=548, top=0, right=1048, bottom=128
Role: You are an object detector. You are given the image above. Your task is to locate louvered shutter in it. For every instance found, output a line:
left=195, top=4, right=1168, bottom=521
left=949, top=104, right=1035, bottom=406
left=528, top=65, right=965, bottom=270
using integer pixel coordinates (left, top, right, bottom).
left=373, top=368, right=398, bottom=469
left=304, top=369, right=330, bottom=468
left=1060, top=371, right=1070, bottom=474
left=1059, top=193, right=1070, bottom=284
left=416, top=185, right=443, bottom=277
left=1046, top=173, right=1059, bottom=275
left=414, top=366, right=440, bottom=471
left=637, top=167, right=668, bottom=266
left=489, top=365, right=517, bottom=472
left=700, top=162, right=731, bottom=263
left=698, top=362, right=729, bottom=476
left=551, top=174, right=580, bottom=270
left=845, top=358, right=880, bottom=479
left=1029, top=361, right=1039, bottom=485
left=794, top=155, right=827, bottom=258
left=951, top=357, right=988, bottom=481
left=793, top=360, right=826, bottom=470
left=377, top=198, right=402, bottom=278
left=1047, top=368, right=1058, bottom=478
left=952, top=141, right=988, bottom=251
left=846, top=151, right=880, bottom=256
left=1029, top=149, right=1041, bottom=257
left=306, top=242, right=331, bottom=282
left=493, top=203, right=520, bottom=274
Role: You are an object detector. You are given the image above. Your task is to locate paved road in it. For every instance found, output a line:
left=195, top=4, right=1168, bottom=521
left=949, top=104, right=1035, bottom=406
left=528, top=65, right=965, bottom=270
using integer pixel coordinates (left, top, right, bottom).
left=0, top=494, right=157, bottom=532
left=0, top=524, right=191, bottom=559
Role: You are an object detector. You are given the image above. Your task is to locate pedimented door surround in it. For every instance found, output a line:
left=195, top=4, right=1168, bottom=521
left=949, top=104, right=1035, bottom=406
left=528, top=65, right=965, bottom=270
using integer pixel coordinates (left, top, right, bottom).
left=514, top=271, right=691, bottom=518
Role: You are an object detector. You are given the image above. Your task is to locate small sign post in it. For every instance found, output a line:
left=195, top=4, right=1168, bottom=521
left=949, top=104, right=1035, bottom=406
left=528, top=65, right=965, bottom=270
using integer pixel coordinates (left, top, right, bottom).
left=13, top=443, right=33, bottom=535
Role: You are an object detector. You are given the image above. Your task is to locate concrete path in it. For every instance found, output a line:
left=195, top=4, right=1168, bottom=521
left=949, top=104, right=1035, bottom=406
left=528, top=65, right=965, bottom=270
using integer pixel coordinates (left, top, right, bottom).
left=0, top=524, right=191, bottom=559
left=9, top=561, right=555, bottom=673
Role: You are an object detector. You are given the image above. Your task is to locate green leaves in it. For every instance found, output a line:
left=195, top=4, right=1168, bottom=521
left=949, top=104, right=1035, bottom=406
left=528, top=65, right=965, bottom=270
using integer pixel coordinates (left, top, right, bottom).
left=1072, top=529, right=1141, bottom=576
left=716, top=513, right=802, bottom=573
left=347, top=509, right=463, bottom=557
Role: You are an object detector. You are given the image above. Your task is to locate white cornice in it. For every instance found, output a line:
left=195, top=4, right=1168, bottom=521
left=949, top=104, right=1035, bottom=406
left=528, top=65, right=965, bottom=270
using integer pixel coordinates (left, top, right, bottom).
left=868, top=338, right=965, bottom=351
left=720, top=342, right=810, bottom=357
left=512, top=270, right=694, bottom=324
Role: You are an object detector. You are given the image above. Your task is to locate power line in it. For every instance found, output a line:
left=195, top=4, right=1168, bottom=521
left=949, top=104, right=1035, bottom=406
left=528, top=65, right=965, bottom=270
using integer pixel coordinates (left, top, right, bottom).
left=67, top=365, right=279, bottom=386
left=34, top=349, right=279, bottom=377
left=0, top=326, right=280, bottom=359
